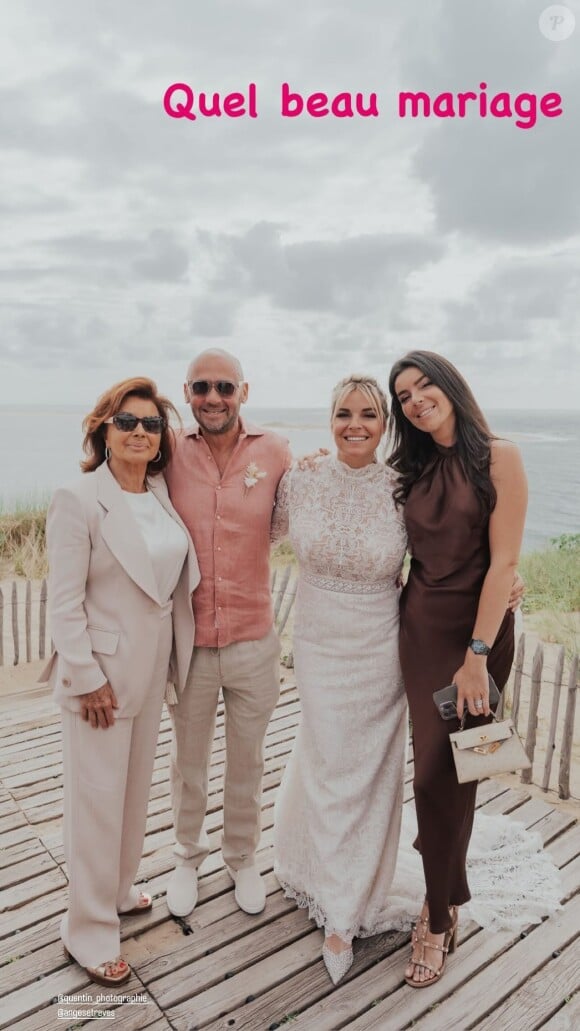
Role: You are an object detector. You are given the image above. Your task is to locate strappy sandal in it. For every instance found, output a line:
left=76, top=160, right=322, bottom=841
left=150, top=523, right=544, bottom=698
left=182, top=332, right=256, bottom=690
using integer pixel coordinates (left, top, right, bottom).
left=64, top=947, right=132, bottom=987
left=118, top=890, right=152, bottom=916
left=404, top=906, right=458, bottom=988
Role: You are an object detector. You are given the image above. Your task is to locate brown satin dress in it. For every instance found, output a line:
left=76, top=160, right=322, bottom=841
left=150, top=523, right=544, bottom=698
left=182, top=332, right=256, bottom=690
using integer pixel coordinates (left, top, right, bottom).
left=399, top=444, right=514, bottom=934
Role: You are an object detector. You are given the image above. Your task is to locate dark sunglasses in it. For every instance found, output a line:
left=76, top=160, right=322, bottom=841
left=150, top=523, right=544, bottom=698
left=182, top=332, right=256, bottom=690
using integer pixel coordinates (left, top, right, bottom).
left=105, top=412, right=165, bottom=434
left=188, top=380, right=241, bottom=398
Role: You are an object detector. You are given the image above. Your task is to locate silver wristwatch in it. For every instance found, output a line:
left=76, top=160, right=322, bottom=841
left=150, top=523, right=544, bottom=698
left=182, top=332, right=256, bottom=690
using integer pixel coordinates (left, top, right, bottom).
left=469, top=637, right=491, bottom=656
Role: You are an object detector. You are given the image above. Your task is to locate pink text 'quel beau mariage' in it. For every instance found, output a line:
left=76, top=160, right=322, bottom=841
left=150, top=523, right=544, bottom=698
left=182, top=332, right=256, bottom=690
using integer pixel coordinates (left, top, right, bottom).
left=163, top=82, right=563, bottom=130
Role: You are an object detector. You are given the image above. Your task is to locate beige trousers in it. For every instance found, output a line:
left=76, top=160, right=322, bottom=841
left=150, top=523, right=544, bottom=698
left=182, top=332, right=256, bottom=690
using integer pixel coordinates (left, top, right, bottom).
left=170, top=626, right=281, bottom=871
left=60, top=615, right=172, bottom=968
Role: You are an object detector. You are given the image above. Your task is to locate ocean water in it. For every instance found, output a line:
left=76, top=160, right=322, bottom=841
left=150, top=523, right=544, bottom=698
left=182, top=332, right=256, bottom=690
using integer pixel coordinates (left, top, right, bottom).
left=0, top=405, right=577, bottom=553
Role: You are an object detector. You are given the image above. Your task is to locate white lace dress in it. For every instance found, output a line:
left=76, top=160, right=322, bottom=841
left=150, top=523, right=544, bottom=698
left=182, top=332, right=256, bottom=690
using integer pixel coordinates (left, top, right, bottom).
left=271, top=456, right=563, bottom=940
left=271, top=456, right=409, bottom=941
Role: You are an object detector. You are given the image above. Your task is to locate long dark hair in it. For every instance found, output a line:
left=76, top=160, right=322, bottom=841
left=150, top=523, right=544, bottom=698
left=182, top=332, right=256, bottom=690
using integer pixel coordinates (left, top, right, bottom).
left=387, top=351, right=496, bottom=513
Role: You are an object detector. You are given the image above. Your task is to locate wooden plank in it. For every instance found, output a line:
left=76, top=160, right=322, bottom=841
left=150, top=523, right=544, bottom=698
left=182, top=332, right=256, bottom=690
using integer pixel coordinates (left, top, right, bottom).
left=166, top=927, right=321, bottom=1030
left=25, top=580, right=31, bottom=664
left=0, top=824, right=37, bottom=850
left=0, top=968, right=144, bottom=1031
left=11, top=999, right=172, bottom=1031
left=38, top=579, right=47, bottom=661
left=11, top=581, right=19, bottom=666
left=542, top=646, right=565, bottom=791
left=0, top=811, right=28, bottom=835
left=531, top=808, right=577, bottom=848
left=511, top=632, right=525, bottom=730
left=545, top=822, right=580, bottom=868
left=542, top=991, right=580, bottom=1029
left=522, top=641, right=543, bottom=784
left=202, top=928, right=411, bottom=1031
left=476, top=786, right=531, bottom=816
left=0, top=867, right=68, bottom=913
left=0, top=885, right=68, bottom=938
left=145, top=908, right=314, bottom=1010
left=0, top=837, right=46, bottom=872
left=0, top=851, right=58, bottom=892
left=558, top=654, right=578, bottom=800
left=473, top=933, right=580, bottom=1029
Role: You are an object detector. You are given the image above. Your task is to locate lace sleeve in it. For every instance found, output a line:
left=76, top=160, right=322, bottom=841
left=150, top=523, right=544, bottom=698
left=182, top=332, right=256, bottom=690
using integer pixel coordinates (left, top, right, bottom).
left=270, top=469, right=291, bottom=543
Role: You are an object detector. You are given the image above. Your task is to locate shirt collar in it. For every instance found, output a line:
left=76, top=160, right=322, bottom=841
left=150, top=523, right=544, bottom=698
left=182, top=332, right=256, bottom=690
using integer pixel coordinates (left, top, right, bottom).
left=184, top=415, right=265, bottom=439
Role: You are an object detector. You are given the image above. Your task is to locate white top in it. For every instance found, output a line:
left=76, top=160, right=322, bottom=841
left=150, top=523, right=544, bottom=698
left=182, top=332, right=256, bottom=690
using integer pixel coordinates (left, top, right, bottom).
left=123, top=490, right=188, bottom=604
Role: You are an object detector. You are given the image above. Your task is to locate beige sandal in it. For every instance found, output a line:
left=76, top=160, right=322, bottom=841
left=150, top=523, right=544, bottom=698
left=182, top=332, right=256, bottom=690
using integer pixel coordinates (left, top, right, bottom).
left=118, top=890, right=152, bottom=916
left=405, top=905, right=458, bottom=988
left=64, top=947, right=132, bottom=987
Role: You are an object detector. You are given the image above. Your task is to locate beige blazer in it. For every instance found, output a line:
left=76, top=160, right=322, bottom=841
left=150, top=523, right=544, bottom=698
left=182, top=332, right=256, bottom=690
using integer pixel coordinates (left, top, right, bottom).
left=41, top=462, right=200, bottom=716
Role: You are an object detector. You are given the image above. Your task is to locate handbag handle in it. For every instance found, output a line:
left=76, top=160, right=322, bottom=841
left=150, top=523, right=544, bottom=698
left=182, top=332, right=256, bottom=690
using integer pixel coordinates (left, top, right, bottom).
left=459, top=709, right=500, bottom=732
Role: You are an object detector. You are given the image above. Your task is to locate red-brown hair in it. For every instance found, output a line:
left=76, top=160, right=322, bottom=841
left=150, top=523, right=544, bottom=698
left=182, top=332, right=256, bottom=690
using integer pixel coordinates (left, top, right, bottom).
left=81, top=376, right=181, bottom=475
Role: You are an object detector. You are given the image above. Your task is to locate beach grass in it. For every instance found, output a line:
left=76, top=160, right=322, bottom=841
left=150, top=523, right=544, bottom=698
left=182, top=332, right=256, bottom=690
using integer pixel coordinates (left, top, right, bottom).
left=0, top=500, right=48, bottom=579
left=520, top=534, right=580, bottom=654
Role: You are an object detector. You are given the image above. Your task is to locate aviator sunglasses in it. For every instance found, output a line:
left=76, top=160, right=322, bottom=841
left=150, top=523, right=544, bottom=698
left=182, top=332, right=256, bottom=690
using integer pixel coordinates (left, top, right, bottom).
left=105, top=412, right=165, bottom=433
left=188, top=380, right=242, bottom=398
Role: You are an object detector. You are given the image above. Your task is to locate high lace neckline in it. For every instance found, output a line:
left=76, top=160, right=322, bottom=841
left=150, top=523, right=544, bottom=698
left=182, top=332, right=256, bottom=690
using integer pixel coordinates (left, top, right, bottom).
left=330, top=455, right=385, bottom=479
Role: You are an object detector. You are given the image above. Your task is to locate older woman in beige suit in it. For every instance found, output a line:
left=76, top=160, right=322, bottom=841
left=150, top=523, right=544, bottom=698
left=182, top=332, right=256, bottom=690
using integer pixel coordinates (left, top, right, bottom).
left=43, top=376, right=200, bottom=987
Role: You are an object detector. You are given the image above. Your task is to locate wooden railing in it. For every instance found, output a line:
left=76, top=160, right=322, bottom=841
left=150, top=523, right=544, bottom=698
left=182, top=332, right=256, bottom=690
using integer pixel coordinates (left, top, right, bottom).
left=1, top=573, right=578, bottom=801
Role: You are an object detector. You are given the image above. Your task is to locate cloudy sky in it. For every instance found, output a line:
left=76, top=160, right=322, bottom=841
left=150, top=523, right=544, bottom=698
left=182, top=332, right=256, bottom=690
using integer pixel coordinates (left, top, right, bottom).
left=1, top=0, right=579, bottom=409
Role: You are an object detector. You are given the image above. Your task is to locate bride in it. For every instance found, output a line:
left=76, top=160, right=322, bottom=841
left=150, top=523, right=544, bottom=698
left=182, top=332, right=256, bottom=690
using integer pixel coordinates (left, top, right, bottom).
left=271, top=374, right=408, bottom=983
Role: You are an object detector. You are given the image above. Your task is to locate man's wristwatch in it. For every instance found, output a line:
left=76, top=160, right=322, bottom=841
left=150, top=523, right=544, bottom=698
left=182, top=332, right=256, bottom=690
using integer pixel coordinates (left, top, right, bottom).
left=469, top=638, right=491, bottom=656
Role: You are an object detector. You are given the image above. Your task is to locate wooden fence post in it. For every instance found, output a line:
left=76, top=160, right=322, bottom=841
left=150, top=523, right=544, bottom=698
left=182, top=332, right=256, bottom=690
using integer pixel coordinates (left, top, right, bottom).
left=273, top=564, right=292, bottom=623
left=11, top=581, right=19, bottom=666
left=521, top=642, right=544, bottom=783
left=558, top=654, right=579, bottom=801
left=39, top=578, right=48, bottom=661
left=541, top=646, right=565, bottom=791
left=511, top=633, right=526, bottom=730
left=25, top=580, right=32, bottom=663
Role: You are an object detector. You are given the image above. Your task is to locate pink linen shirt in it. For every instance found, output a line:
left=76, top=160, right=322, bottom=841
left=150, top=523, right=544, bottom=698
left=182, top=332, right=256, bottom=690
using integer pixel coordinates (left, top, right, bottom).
left=165, top=419, right=291, bottom=648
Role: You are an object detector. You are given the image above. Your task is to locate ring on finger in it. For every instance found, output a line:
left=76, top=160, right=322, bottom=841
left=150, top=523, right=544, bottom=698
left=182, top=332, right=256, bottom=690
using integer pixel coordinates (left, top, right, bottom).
left=475, top=699, right=484, bottom=710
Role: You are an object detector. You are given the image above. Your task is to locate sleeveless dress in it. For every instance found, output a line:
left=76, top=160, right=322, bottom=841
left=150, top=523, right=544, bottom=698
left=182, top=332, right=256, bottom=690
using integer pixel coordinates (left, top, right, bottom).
left=271, top=457, right=408, bottom=941
left=399, top=443, right=515, bottom=933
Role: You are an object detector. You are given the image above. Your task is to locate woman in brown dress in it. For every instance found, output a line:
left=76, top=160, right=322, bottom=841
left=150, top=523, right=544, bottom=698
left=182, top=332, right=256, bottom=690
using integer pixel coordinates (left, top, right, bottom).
left=387, top=350, right=528, bottom=987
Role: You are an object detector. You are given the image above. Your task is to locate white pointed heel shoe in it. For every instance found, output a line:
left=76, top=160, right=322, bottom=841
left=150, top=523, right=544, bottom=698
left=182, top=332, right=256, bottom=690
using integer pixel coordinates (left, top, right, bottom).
left=322, top=941, right=353, bottom=985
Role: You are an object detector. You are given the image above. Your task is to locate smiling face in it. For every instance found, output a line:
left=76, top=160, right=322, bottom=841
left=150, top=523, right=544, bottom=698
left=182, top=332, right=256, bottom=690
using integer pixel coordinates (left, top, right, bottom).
left=331, top=387, right=385, bottom=468
left=104, top=395, right=162, bottom=475
left=393, top=365, right=456, bottom=445
left=184, top=352, right=248, bottom=436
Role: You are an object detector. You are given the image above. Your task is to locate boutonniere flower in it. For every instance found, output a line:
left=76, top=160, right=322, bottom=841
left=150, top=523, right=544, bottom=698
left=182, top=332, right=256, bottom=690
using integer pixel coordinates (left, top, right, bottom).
left=244, top=461, right=267, bottom=492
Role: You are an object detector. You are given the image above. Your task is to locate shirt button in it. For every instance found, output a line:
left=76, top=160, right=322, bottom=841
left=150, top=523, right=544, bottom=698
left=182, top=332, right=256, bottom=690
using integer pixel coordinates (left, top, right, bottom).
left=217, top=547, right=221, bottom=551
left=216, top=485, right=221, bottom=491
left=216, top=515, right=221, bottom=520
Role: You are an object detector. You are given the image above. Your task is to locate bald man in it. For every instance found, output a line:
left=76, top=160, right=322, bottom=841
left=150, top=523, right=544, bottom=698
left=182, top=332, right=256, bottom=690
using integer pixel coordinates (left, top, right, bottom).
left=164, top=349, right=291, bottom=916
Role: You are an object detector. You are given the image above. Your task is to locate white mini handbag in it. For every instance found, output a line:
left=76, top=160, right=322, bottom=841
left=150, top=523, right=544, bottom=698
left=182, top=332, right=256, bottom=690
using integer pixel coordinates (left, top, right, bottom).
left=449, top=713, right=531, bottom=784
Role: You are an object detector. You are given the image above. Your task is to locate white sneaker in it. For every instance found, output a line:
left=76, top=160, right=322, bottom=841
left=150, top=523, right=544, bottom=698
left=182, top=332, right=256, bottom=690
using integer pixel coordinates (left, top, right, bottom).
left=166, top=866, right=198, bottom=917
left=225, top=864, right=266, bottom=914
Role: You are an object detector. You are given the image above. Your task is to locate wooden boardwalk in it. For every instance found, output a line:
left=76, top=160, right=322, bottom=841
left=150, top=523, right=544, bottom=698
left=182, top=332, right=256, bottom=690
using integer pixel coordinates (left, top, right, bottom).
left=1, top=674, right=579, bottom=1031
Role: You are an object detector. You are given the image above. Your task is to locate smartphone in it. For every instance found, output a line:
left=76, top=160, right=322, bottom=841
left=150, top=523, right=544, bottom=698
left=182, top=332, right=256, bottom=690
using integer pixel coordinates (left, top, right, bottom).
left=433, top=673, right=500, bottom=720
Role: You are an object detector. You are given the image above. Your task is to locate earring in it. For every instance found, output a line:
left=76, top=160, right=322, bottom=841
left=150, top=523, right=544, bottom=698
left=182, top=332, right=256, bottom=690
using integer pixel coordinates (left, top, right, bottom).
left=153, top=450, right=162, bottom=463
left=105, top=446, right=112, bottom=460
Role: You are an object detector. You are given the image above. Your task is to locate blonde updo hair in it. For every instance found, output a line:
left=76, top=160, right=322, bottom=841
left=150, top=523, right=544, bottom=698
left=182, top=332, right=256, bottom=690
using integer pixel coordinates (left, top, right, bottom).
left=330, top=374, right=389, bottom=428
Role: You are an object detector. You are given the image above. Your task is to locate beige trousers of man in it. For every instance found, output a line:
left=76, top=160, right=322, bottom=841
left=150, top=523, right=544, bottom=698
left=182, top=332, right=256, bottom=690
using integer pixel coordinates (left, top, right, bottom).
left=60, top=616, right=172, bottom=968
left=170, top=626, right=281, bottom=871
